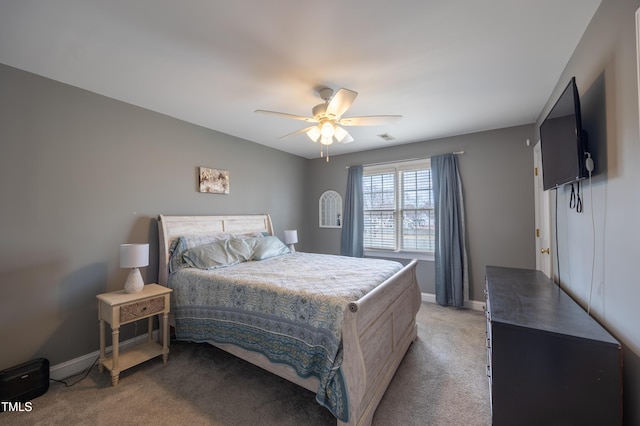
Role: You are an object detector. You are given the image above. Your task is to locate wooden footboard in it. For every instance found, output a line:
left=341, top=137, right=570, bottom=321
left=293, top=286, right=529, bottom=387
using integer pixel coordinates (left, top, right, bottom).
left=339, top=259, right=421, bottom=426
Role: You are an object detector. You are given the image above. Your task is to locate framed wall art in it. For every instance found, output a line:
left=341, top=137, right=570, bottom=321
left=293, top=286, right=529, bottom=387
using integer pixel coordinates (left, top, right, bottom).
left=198, top=167, right=229, bottom=194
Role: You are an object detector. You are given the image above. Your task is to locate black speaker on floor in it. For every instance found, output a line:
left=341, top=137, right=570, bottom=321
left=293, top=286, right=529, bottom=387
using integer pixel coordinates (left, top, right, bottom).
left=0, top=358, right=50, bottom=410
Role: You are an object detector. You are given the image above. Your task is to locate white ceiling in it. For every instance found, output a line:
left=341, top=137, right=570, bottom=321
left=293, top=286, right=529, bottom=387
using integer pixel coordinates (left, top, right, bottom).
left=0, top=0, right=601, bottom=159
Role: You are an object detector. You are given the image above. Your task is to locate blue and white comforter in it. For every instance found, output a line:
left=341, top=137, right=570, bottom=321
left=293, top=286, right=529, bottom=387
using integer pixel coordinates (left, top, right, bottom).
left=167, top=252, right=402, bottom=421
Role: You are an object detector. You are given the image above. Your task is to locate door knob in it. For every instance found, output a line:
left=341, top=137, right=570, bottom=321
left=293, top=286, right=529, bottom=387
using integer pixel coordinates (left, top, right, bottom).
left=540, top=248, right=550, bottom=255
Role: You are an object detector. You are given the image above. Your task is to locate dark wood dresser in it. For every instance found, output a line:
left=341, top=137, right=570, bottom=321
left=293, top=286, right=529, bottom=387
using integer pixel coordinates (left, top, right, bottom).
left=485, top=266, right=622, bottom=425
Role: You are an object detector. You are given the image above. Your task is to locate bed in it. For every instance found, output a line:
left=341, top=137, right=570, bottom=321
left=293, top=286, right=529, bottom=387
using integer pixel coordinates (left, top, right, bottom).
left=157, top=214, right=421, bottom=426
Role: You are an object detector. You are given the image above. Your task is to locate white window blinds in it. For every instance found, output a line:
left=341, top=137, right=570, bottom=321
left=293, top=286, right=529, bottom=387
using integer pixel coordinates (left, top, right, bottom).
left=363, top=159, right=433, bottom=253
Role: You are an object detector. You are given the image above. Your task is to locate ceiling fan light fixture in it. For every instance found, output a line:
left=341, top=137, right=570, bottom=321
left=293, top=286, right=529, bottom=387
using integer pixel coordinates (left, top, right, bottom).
left=334, top=125, right=349, bottom=142
left=321, top=121, right=334, bottom=138
left=306, top=126, right=321, bottom=142
left=255, top=86, right=401, bottom=160
left=341, top=132, right=355, bottom=144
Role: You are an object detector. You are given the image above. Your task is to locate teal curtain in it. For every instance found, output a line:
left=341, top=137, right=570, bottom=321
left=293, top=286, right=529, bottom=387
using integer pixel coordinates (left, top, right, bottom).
left=432, top=154, right=468, bottom=307
left=340, top=166, right=364, bottom=257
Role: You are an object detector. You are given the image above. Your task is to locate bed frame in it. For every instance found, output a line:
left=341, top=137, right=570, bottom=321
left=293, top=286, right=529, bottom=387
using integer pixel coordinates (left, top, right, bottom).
left=157, top=214, right=421, bottom=426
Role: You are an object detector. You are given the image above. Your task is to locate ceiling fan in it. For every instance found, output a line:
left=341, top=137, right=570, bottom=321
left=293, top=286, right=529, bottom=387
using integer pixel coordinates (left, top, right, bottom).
left=255, top=87, right=402, bottom=161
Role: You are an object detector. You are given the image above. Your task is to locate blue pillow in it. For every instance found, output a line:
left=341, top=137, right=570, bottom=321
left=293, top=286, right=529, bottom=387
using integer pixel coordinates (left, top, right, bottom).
left=169, top=234, right=232, bottom=272
left=249, top=236, right=291, bottom=260
left=168, top=232, right=265, bottom=272
left=182, top=238, right=253, bottom=270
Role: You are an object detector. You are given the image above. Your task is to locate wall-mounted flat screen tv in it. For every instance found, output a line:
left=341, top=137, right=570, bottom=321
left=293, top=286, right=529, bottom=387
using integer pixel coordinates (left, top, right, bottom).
left=539, top=77, right=588, bottom=191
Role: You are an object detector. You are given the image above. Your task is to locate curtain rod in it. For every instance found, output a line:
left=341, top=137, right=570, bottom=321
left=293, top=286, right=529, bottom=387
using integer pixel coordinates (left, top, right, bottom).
left=346, top=151, right=464, bottom=169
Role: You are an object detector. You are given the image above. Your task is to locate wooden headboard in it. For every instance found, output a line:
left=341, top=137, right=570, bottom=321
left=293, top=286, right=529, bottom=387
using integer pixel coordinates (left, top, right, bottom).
left=157, top=214, right=273, bottom=285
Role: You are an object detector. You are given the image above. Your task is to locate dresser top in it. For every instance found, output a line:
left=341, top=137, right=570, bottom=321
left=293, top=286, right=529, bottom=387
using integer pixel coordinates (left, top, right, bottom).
left=485, top=266, right=619, bottom=345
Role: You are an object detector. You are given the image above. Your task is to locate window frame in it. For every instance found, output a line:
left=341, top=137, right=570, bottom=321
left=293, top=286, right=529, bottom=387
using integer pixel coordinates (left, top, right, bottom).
left=363, top=159, right=434, bottom=259
left=319, top=190, right=343, bottom=228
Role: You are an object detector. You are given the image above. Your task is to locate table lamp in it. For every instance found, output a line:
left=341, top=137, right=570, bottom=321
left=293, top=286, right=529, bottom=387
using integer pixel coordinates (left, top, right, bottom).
left=120, top=243, right=149, bottom=293
left=283, top=230, right=298, bottom=252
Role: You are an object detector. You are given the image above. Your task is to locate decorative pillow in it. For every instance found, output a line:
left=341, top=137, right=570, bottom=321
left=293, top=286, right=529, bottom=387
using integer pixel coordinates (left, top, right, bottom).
left=183, top=238, right=253, bottom=270
left=168, top=233, right=282, bottom=272
left=249, top=236, right=291, bottom=261
left=169, top=234, right=233, bottom=273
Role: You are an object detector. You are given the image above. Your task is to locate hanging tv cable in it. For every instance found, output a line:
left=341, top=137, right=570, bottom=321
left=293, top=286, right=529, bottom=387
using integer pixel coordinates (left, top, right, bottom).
left=569, top=182, right=583, bottom=213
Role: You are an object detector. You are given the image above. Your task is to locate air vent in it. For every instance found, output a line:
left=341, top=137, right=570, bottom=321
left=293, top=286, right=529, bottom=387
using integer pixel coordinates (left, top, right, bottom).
left=377, top=133, right=395, bottom=141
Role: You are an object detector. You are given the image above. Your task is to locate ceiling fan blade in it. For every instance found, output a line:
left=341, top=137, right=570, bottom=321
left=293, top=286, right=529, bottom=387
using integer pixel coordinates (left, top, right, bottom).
left=278, top=125, right=318, bottom=139
left=255, top=110, right=318, bottom=123
left=337, top=115, right=403, bottom=126
left=325, top=88, right=358, bottom=118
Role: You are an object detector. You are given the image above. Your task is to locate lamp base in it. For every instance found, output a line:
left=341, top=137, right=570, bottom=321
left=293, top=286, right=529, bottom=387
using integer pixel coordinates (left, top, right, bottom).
left=124, top=268, right=145, bottom=293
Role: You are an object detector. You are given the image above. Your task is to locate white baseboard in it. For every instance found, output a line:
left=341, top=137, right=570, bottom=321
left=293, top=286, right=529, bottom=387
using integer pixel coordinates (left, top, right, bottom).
left=50, top=330, right=159, bottom=381
left=421, top=293, right=437, bottom=304
left=421, top=292, right=484, bottom=311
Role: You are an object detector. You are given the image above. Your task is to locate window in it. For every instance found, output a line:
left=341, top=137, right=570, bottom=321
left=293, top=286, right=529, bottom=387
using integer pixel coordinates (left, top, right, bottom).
left=363, top=159, right=434, bottom=254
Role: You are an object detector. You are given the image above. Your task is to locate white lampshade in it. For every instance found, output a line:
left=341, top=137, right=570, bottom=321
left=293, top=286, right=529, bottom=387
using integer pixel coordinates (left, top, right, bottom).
left=320, top=135, right=333, bottom=145
left=321, top=121, right=334, bottom=138
left=120, top=244, right=149, bottom=268
left=334, top=125, right=348, bottom=142
left=283, top=230, right=298, bottom=245
left=306, top=126, right=321, bottom=142
left=283, top=230, right=298, bottom=253
left=334, top=125, right=354, bottom=144
left=120, top=243, right=149, bottom=293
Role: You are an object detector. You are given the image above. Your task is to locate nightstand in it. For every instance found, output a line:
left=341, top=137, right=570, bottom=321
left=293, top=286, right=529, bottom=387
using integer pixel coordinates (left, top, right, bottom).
left=96, top=284, right=172, bottom=386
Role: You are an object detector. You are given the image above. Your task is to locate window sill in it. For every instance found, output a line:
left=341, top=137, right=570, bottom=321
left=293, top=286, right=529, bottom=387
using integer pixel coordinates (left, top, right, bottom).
left=364, top=250, right=434, bottom=262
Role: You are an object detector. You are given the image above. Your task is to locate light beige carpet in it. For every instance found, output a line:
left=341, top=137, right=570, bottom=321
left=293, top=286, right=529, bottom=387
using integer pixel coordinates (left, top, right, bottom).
left=1, top=302, right=491, bottom=425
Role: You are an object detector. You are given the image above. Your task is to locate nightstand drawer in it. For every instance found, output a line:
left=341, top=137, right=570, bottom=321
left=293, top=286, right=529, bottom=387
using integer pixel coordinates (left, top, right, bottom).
left=120, top=296, right=165, bottom=322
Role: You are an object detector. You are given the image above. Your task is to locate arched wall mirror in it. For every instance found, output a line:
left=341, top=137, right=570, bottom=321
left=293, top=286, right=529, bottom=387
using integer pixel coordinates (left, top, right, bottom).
left=319, top=190, right=342, bottom=228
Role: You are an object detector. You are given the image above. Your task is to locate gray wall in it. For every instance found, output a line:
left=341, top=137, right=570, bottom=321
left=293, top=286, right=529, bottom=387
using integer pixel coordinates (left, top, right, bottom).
left=534, top=1, right=640, bottom=423
left=0, top=63, right=308, bottom=369
left=5, top=2, right=638, bottom=418
left=304, top=124, right=536, bottom=301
